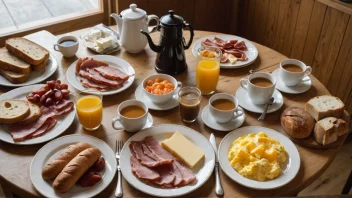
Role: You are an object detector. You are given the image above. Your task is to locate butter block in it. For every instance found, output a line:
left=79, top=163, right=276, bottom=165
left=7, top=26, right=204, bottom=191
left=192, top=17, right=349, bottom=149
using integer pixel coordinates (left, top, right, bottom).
left=96, top=37, right=113, bottom=50
left=161, top=131, right=205, bottom=168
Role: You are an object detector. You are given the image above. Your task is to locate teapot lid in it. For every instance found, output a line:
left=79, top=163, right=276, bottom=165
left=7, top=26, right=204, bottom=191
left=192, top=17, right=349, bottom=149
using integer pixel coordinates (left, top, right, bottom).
left=160, top=10, right=184, bottom=26
left=121, top=4, right=146, bottom=20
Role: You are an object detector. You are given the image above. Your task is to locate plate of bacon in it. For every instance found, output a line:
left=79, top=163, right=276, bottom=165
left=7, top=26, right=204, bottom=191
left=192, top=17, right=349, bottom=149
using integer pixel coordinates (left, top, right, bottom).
left=0, top=82, right=75, bottom=145
left=192, top=35, right=258, bottom=68
left=67, top=55, right=135, bottom=96
left=119, top=124, right=215, bottom=197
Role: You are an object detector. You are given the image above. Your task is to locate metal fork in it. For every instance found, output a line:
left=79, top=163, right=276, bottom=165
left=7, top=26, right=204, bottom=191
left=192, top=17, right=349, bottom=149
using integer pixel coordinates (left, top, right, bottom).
left=115, top=140, right=124, bottom=197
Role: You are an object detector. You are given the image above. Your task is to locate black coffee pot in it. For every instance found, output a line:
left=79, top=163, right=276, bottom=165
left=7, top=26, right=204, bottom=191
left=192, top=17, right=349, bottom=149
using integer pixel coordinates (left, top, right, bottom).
left=141, top=10, right=194, bottom=75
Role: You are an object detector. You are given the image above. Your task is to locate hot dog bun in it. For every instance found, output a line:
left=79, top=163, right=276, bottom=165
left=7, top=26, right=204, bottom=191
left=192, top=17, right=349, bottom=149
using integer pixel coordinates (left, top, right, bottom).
left=52, top=147, right=101, bottom=193
left=42, top=143, right=92, bottom=180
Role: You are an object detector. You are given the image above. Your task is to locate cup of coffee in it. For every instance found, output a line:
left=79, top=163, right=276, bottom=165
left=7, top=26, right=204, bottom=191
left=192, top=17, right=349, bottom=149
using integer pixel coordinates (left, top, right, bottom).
left=178, top=87, right=201, bottom=123
left=279, top=59, right=312, bottom=86
left=112, top=100, right=148, bottom=132
left=240, top=72, right=276, bottom=105
left=209, top=93, right=244, bottom=123
left=54, top=36, right=79, bottom=58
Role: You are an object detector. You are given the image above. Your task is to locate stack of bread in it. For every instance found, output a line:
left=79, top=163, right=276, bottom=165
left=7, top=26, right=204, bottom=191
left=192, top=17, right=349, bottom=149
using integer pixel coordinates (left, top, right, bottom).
left=0, top=100, right=41, bottom=125
left=281, top=95, right=350, bottom=145
left=0, top=38, right=49, bottom=83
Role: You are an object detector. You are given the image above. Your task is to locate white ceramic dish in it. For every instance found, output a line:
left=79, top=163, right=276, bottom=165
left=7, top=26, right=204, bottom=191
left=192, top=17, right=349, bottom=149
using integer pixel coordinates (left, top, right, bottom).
left=218, top=126, right=300, bottom=189
left=119, top=124, right=215, bottom=197
left=112, top=112, right=153, bottom=131
left=0, top=84, right=75, bottom=145
left=192, top=35, right=258, bottom=68
left=30, top=134, right=117, bottom=198
left=66, top=55, right=135, bottom=96
left=0, top=53, right=58, bottom=87
left=272, top=69, right=312, bottom=94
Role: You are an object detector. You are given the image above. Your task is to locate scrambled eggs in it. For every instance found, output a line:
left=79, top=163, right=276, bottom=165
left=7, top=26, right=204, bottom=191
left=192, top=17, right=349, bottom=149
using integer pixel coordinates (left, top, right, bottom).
left=228, top=132, right=287, bottom=181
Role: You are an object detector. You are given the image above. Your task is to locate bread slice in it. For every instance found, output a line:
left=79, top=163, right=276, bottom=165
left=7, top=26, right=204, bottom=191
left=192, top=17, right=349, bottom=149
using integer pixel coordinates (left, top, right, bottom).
left=305, top=95, right=345, bottom=121
left=32, top=58, right=48, bottom=71
left=0, top=68, right=30, bottom=84
left=0, top=48, right=31, bottom=74
left=0, top=100, right=30, bottom=124
left=18, top=102, right=41, bottom=125
left=314, top=117, right=347, bottom=145
left=5, top=37, right=49, bottom=65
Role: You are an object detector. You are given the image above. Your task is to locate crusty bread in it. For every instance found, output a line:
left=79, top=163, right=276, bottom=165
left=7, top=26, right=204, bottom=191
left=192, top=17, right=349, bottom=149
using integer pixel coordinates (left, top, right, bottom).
left=5, top=37, right=49, bottom=65
left=0, top=100, right=30, bottom=124
left=32, top=58, right=48, bottom=71
left=305, top=95, right=345, bottom=121
left=0, top=68, right=30, bottom=84
left=18, top=102, right=41, bottom=125
left=42, top=142, right=92, bottom=180
left=281, top=107, right=315, bottom=139
left=0, top=48, right=31, bottom=74
left=52, top=147, right=101, bottom=193
left=341, top=110, right=350, bottom=136
left=314, top=117, right=347, bottom=145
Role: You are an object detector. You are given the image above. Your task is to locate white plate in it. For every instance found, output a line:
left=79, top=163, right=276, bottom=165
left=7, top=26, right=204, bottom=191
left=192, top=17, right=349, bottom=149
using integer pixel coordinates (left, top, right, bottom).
left=120, top=124, right=215, bottom=197
left=0, top=53, right=58, bottom=87
left=66, top=55, right=135, bottom=96
left=192, top=35, right=258, bottom=68
left=236, top=87, right=284, bottom=114
left=113, top=112, right=153, bottom=131
left=0, top=84, right=75, bottom=145
left=218, top=126, right=300, bottom=189
left=201, top=105, right=245, bottom=132
left=272, top=69, right=312, bottom=94
left=134, top=84, right=179, bottom=111
left=30, top=134, right=117, bottom=198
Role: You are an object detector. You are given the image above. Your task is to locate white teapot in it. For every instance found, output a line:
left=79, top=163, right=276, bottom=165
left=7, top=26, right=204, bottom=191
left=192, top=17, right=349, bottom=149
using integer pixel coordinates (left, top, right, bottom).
left=110, top=4, right=159, bottom=53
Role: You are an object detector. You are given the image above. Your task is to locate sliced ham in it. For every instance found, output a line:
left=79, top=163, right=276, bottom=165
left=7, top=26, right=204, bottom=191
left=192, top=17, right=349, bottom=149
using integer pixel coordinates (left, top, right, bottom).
left=174, top=159, right=196, bottom=185
left=31, top=117, right=57, bottom=138
left=171, top=162, right=183, bottom=186
left=141, top=143, right=174, bottom=165
left=79, top=69, right=123, bottom=88
left=54, top=99, right=72, bottom=111
left=94, top=66, right=130, bottom=81
left=143, top=136, right=175, bottom=161
left=50, top=99, right=74, bottom=116
left=80, top=78, right=111, bottom=91
left=130, top=141, right=160, bottom=168
left=233, top=41, right=248, bottom=51
left=152, top=165, right=175, bottom=187
left=130, top=155, right=160, bottom=181
left=79, top=58, right=108, bottom=71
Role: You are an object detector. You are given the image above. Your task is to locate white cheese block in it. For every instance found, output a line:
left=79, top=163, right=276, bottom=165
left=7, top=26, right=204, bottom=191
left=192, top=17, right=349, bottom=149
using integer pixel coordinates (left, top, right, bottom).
left=95, top=37, right=113, bottom=51
left=87, top=29, right=103, bottom=42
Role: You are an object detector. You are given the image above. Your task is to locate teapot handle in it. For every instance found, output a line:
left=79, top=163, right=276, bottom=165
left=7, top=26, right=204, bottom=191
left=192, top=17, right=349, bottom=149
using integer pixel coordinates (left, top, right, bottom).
left=147, top=15, right=160, bottom=33
left=182, top=23, right=194, bottom=49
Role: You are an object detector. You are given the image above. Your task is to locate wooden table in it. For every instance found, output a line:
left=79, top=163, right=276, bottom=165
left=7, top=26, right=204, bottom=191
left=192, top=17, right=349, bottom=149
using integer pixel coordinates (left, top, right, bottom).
left=0, top=28, right=346, bottom=198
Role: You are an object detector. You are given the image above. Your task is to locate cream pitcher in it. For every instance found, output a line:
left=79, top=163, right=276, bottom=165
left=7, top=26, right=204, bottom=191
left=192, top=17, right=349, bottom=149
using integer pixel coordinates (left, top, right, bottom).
left=110, top=4, right=159, bottom=53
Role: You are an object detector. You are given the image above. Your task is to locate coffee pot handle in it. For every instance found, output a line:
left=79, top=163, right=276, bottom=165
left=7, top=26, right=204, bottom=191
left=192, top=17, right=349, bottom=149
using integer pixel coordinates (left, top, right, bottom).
left=182, top=23, right=194, bottom=49
left=147, top=15, right=159, bottom=33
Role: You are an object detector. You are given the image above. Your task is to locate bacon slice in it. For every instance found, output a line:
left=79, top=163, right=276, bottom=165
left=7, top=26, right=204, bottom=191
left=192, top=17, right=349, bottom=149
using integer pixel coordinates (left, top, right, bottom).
left=233, top=41, right=248, bottom=51
left=213, top=37, right=226, bottom=46
left=130, top=155, right=160, bottom=181
left=152, top=165, right=175, bottom=187
left=80, top=78, right=111, bottom=91
left=31, top=117, right=57, bottom=138
left=94, top=66, right=130, bottom=81
left=79, top=69, right=122, bottom=88
left=50, top=99, right=74, bottom=116
left=224, top=49, right=248, bottom=61
left=80, top=58, right=108, bottom=71
left=76, top=57, right=89, bottom=74
left=221, top=54, right=228, bottom=63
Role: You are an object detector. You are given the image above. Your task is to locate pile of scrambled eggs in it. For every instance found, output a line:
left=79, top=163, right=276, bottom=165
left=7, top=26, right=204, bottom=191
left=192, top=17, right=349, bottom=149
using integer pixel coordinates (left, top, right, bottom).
left=228, top=132, right=287, bottom=181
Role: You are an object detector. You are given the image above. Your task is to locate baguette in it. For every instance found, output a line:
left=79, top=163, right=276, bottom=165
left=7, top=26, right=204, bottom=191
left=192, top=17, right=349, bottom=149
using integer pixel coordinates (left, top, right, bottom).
left=52, top=147, right=101, bottom=193
left=0, top=68, right=30, bottom=84
left=0, top=48, right=31, bottom=74
left=305, top=95, right=345, bottom=121
left=0, top=100, right=30, bottom=124
left=42, top=143, right=92, bottom=180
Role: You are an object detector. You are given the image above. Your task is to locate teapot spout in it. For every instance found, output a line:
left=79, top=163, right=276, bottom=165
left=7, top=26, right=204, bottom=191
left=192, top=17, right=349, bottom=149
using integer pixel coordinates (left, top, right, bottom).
left=140, top=30, right=161, bottom=53
left=110, top=13, right=123, bottom=35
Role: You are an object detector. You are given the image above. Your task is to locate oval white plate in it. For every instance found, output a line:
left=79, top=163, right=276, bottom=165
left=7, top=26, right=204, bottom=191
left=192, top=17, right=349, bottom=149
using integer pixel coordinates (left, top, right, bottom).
left=30, top=134, right=117, bottom=198
left=0, top=84, right=75, bottom=145
left=120, top=124, right=215, bottom=197
left=192, top=35, right=258, bottom=68
left=272, top=69, right=312, bottom=94
left=0, top=53, right=58, bottom=87
left=66, top=55, right=135, bottom=96
left=218, top=126, right=300, bottom=189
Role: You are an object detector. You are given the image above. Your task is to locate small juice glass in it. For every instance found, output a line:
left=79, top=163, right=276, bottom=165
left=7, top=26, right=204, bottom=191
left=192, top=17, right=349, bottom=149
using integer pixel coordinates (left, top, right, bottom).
left=75, top=89, right=103, bottom=131
left=196, top=47, right=221, bottom=95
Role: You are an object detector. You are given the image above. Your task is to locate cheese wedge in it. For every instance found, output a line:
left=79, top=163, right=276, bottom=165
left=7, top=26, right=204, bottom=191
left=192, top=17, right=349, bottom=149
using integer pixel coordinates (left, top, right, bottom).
left=161, top=131, right=205, bottom=168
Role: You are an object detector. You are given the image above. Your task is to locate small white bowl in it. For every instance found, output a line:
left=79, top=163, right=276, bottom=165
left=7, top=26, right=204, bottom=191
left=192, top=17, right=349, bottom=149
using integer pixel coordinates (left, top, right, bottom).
left=142, top=74, right=182, bottom=104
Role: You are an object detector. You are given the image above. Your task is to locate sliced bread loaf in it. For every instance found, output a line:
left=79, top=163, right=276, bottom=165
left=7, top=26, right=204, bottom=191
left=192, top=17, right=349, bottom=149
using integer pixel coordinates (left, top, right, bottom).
left=0, top=68, right=30, bottom=83
left=0, top=48, right=31, bottom=74
left=32, top=58, right=48, bottom=71
left=0, top=100, right=30, bottom=124
left=305, top=95, right=345, bottom=121
left=18, top=102, right=41, bottom=125
left=5, top=37, right=49, bottom=65
left=314, top=117, right=347, bottom=145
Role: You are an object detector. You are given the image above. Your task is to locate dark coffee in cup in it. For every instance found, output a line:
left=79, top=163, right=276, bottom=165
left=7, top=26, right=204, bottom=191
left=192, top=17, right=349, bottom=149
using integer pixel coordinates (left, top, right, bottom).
left=59, top=40, right=77, bottom=47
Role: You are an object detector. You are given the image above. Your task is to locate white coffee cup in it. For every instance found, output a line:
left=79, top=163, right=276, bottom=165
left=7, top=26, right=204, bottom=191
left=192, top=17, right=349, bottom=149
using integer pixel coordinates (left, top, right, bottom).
left=240, top=72, right=276, bottom=105
left=279, top=59, right=312, bottom=86
left=112, top=100, right=148, bottom=132
left=54, top=36, right=79, bottom=58
left=209, top=93, right=244, bottom=123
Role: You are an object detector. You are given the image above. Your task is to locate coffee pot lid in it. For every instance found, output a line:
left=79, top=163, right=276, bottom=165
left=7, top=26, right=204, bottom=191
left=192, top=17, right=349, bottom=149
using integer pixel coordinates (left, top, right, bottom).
left=121, top=4, right=146, bottom=20
left=160, top=10, right=184, bottom=26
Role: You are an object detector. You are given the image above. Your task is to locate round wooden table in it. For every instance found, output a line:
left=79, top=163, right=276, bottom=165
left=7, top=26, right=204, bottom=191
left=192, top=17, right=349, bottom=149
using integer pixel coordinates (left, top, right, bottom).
left=0, top=29, right=346, bottom=198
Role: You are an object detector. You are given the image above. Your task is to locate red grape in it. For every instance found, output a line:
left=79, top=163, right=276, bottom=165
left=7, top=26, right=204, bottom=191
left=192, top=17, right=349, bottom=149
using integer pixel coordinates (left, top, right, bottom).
left=45, top=97, right=54, bottom=107
left=54, top=90, right=63, bottom=101
left=56, top=79, right=61, bottom=84
left=60, top=84, right=68, bottom=90
left=61, top=89, right=70, bottom=96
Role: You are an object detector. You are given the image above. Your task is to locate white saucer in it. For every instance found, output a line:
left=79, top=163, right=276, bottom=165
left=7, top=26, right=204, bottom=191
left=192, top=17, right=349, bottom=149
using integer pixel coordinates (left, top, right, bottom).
left=235, top=87, right=284, bottom=114
left=201, top=105, right=245, bottom=131
left=272, top=69, right=311, bottom=94
left=113, top=113, right=153, bottom=131
left=135, top=84, right=179, bottom=111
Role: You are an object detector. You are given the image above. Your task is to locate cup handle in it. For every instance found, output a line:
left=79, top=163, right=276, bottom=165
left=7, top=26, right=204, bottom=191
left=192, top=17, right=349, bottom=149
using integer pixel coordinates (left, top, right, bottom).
left=53, top=44, right=60, bottom=52
left=233, top=108, right=244, bottom=120
left=147, top=14, right=159, bottom=34
left=240, top=78, right=248, bottom=90
left=302, top=66, right=312, bottom=82
left=174, top=81, right=182, bottom=97
left=112, top=115, right=123, bottom=130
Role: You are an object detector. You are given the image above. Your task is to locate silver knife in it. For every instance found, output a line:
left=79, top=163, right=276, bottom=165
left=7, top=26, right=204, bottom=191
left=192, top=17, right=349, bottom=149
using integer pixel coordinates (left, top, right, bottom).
left=210, top=133, right=224, bottom=196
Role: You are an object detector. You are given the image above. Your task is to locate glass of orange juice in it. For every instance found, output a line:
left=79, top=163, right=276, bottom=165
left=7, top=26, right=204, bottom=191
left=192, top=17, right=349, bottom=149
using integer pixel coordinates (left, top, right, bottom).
left=196, top=47, right=221, bottom=95
left=75, top=89, right=103, bottom=131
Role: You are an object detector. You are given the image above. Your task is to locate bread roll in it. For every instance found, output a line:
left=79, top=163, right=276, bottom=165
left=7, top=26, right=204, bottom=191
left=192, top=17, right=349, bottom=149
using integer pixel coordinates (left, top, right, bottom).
left=314, top=117, right=347, bottom=145
left=281, top=107, right=315, bottom=139
left=52, top=147, right=101, bottom=193
left=42, top=143, right=91, bottom=180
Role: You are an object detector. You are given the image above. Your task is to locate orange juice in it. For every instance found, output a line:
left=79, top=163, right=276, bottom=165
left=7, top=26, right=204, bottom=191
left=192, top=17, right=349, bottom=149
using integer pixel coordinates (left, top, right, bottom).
left=76, top=95, right=103, bottom=130
left=196, top=60, right=220, bottom=95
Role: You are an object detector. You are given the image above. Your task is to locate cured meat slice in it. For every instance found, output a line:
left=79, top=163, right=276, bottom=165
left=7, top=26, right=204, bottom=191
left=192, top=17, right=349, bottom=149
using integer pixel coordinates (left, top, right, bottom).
left=224, top=49, right=247, bottom=61
left=213, top=37, right=226, bottom=46
left=233, top=41, right=248, bottom=51
left=221, top=54, right=228, bottom=63
left=141, top=143, right=173, bottom=165
left=143, top=136, right=175, bottom=161
left=173, top=159, right=196, bottom=185
left=130, top=155, right=160, bottom=181
left=152, top=165, right=175, bottom=187
left=130, top=141, right=161, bottom=167
left=171, top=162, right=183, bottom=186
left=76, top=57, right=89, bottom=74
left=80, top=58, right=108, bottom=71
left=94, top=66, right=130, bottom=81
left=31, top=117, right=57, bottom=138
left=55, top=102, right=74, bottom=116
left=80, top=78, right=111, bottom=91
left=77, top=172, right=102, bottom=187
left=54, top=99, right=72, bottom=111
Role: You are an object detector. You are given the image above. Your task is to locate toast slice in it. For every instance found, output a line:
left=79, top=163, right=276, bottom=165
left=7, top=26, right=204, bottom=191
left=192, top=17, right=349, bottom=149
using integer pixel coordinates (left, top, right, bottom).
left=0, top=48, right=31, bottom=74
left=305, top=95, right=345, bottom=121
left=5, top=37, right=49, bottom=65
left=18, top=102, right=41, bottom=125
left=32, top=58, right=48, bottom=71
left=314, top=117, right=347, bottom=145
left=0, top=68, right=30, bottom=84
left=0, top=100, right=30, bottom=124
